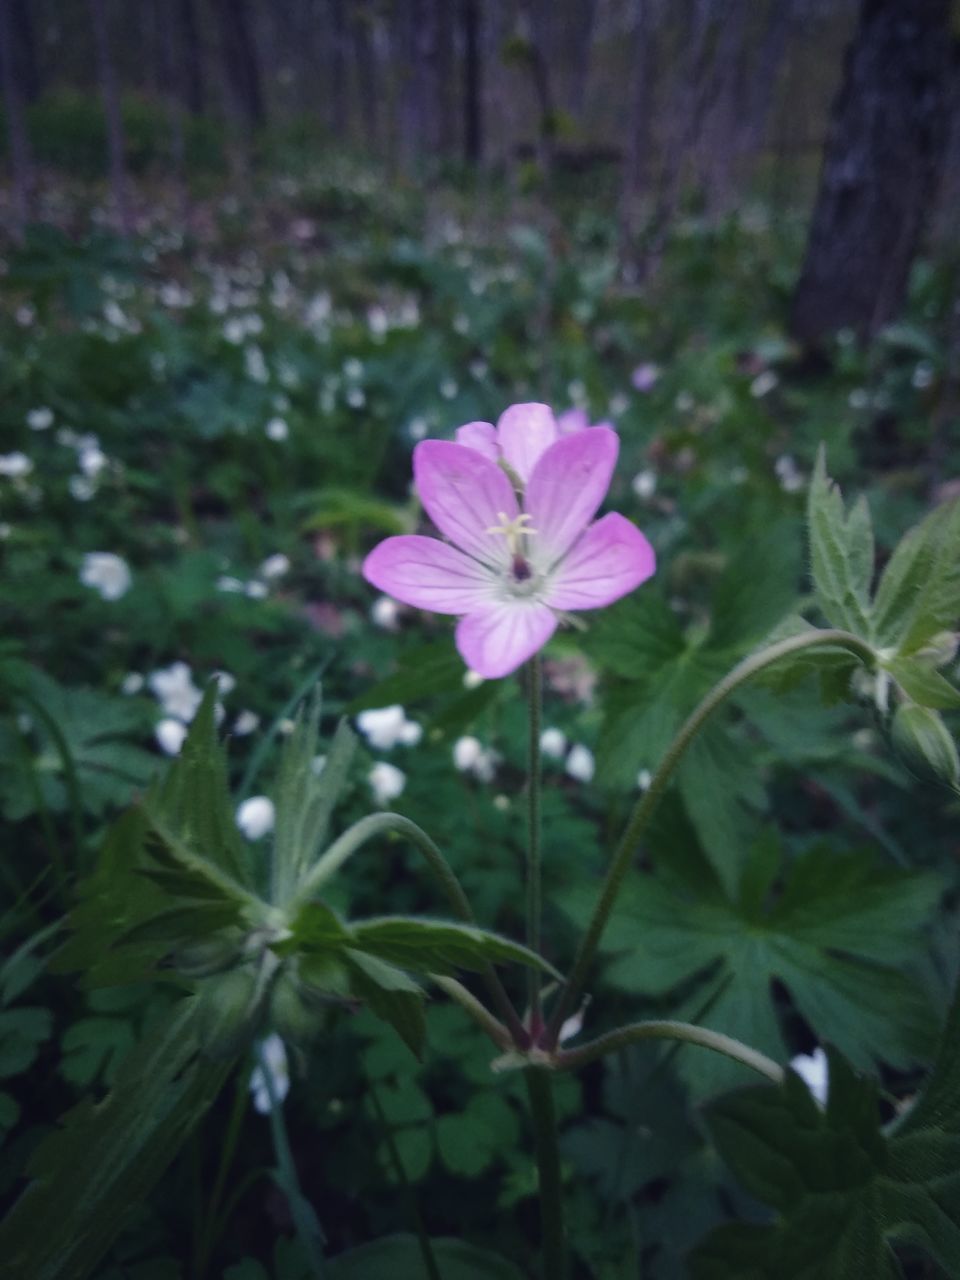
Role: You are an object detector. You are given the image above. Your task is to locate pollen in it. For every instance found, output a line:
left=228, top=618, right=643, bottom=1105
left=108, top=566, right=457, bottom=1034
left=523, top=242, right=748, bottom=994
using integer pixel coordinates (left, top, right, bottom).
left=486, top=511, right=537, bottom=556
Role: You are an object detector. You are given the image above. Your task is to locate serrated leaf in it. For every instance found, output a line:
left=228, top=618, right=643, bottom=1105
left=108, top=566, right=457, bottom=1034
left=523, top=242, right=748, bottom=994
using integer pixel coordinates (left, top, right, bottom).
left=349, top=917, right=561, bottom=979
left=144, top=684, right=252, bottom=894
left=344, top=950, right=426, bottom=1059
left=555, top=827, right=941, bottom=1097
left=885, top=656, right=960, bottom=710
left=436, top=1090, right=518, bottom=1177
left=271, top=692, right=357, bottom=902
left=874, top=498, right=960, bottom=653
left=806, top=447, right=873, bottom=634
left=691, top=1001, right=960, bottom=1280
left=0, top=1000, right=232, bottom=1280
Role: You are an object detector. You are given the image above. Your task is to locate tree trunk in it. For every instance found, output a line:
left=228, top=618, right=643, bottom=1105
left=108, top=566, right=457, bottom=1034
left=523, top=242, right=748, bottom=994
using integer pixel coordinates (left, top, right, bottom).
left=212, top=0, right=265, bottom=130
left=790, top=0, right=954, bottom=345
left=0, top=0, right=32, bottom=239
left=176, top=0, right=205, bottom=116
left=351, top=1, right=379, bottom=151
left=462, top=0, right=483, bottom=166
left=10, top=0, right=41, bottom=103
left=89, top=0, right=130, bottom=235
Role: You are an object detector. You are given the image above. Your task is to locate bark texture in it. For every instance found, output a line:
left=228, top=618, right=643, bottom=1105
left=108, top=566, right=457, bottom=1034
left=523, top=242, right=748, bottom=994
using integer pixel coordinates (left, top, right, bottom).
left=790, top=0, right=954, bottom=345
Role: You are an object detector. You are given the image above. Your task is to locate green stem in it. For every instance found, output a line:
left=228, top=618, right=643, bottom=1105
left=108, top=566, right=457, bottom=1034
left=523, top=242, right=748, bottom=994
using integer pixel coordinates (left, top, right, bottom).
left=554, top=1019, right=785, bottom=1084
left=545, top=628, right=876, bottom=1047
left=526, top=654, right=544, bottom=1025
left=294, top=813, right=528, bottom=1048
left=524, top=1067, right=567, bottom=1280
left=429, top=974, right=513, bottom=1049
left=258, top=1041, right=326, bottom=1277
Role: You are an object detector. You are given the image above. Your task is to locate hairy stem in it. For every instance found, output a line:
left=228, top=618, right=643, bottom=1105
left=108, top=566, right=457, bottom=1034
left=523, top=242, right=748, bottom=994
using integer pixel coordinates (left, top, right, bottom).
left=295, top=812, right=528, bottom=1047
left=545, top=628, right=876, bottom=1047
left=555, top=1019, right=785, bottom=1083
left=526, top=654, right=544, bottom=1026
left=524, top=1067, right=567, bottom=1280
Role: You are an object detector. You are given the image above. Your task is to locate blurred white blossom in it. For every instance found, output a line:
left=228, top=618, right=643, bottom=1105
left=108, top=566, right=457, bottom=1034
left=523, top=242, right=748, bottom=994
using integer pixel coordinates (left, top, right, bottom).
left=357, top=705, right=422, bottom=750
left=80, top=552, right=131, bottom=601
left=539, top=728, right=567, bottom=759
left=369, top=761, right=406, bottom=805
left=250, top=1034, right=290, bottom=1114
left=565, top=744, right=595, bottom=783
left=155, top=718, right=188, bottom=755
left=236, top=795, right=275, bottom=840
left=790, top=1047, right=828, bottom=1105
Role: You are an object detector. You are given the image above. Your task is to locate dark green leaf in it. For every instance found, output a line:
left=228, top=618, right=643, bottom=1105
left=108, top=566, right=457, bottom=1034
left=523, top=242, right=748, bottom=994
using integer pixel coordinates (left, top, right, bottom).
left=344, top=950, right=426, bottom=1059
left=327, top=1235, right=525, bottom=1279
left=349, top=917, right=561, bottom=979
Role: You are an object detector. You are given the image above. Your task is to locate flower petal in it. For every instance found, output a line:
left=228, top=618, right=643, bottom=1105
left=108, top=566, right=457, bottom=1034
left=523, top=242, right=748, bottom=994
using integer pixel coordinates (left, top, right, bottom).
left=496, top=403, right=558, bottom=483
left=414, top=440, right=518, bottom=566
left=455, top=603, right=557, bottom=678
left=546, top=513, right=656, bottom=610
left=525, top=427, right=619, bottom=562
left=455, top=420, right=499, bottom=463
left=363, top=535, right=494, bottom=614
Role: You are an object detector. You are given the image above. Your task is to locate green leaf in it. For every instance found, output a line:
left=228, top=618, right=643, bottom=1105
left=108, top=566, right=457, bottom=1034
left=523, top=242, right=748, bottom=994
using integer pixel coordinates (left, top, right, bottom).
left=344, top=950, right=426, bottom=1059
left=884, top=656, right=960, bottom=710
left=1, top=666, right=156, bottom=820
left=346, top=642, right=467, bottom=713
left=555, top=827, right=941, bottom=1096
left=691, top=993, right=960, bottom=1280
left=327, top=1235, right=525, bottom=1279
left=0, top=1007, right=53, bottom=1080
left=806, top=447, right=873, bottom=634
left=0, top=1000, right=232, bottom=1280
left=349, top=917, right=562, bottom=979
left=873, top=497, right=960, bottom=653
left=143, top=684, right=253, bottom=897
left=436, top=1090, right=519, bottom=1177
left=270, top=693, right=357, bottom=902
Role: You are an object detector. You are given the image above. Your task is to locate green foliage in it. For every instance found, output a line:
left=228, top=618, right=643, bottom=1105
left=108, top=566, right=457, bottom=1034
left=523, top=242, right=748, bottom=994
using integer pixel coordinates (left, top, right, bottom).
left=0, top=1001, right=232, bottom=1280
left=557, top=816, right=942, bottom=1096
left=691, top=975, right=960, bottom=1278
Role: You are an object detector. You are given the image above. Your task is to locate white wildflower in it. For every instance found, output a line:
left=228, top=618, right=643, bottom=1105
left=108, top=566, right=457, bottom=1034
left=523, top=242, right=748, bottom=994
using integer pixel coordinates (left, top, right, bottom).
left=371, top=596, right=400, bottom=630
left=155, top=718, right=188, bottom=755
left=233, top=709, right=260, bottom=736
left=121, top=672, right=144, bottom=695
left=260, top=553, right=290, bottom=579
left=565, top=744, right=595, bottom=783
left=539, top=728, right=567, bottom=759
left=789, top=1047, right=828, bottom=1105
left=750, top=370, right=778, bottom=398
left=369, top=761, right=406, bottom=805
left=265, top=417, right=289, bottom=442
left=27, top=407, right=54, bottom=431
left=236, top=795, right=276, bottom=840
left=250, top=1034, right=290, bottom=1114
left=357, top=705, right=421, bottom=751
left=148, top=661, right=202, bottom=721
left=80, top=552, right=131, bottom=601
left=0, top=452, right=32, bottom=478
left=631, top=469, right=657, bottom=500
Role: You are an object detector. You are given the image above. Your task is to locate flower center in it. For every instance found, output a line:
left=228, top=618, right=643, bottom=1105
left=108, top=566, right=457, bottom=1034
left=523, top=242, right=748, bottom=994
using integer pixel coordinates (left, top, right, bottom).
left=486, top=511, right=537, bottom=557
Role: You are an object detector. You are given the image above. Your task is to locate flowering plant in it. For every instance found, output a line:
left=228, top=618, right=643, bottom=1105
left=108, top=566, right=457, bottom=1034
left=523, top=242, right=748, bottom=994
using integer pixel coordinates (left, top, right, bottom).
left=5, top=412, right=960, bottom=1280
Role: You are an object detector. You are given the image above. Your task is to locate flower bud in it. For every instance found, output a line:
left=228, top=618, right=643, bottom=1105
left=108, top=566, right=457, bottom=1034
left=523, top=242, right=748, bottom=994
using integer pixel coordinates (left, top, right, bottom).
left=195, top=966, right=263, bottom=1058
left=892, top=703, right=960, bottom=790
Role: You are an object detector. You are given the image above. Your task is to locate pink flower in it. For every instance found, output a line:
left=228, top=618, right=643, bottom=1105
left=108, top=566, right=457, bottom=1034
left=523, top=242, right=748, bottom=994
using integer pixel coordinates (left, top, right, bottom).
left=555, top=407, right=615, bottom=436
left=362, top=403, right=656, bottom=678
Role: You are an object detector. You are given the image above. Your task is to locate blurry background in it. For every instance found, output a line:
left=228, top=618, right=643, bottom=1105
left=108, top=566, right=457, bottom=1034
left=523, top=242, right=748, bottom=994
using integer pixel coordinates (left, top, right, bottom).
left=2, top=3, right=960, bottom=1278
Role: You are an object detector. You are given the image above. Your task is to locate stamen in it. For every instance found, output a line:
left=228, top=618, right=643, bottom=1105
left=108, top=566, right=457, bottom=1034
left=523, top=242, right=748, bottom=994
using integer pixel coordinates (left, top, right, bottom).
left=485, top=511, right=538, bottom=557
